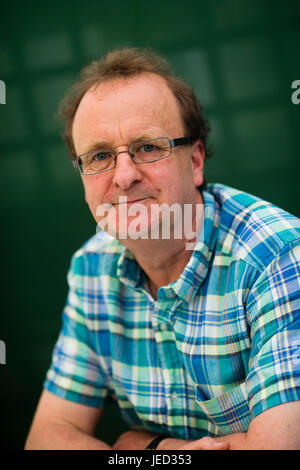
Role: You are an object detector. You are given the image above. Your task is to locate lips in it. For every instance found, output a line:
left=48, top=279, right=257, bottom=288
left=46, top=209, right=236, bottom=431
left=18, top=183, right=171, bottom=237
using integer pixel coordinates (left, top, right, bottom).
left=128, top=198, right=149, bottom=204
left=113, top=197, right=151, bottom=205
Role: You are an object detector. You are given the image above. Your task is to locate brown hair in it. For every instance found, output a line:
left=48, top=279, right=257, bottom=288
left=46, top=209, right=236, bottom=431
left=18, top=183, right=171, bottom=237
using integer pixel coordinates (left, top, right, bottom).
left=59, top=47, right=213, bottom=185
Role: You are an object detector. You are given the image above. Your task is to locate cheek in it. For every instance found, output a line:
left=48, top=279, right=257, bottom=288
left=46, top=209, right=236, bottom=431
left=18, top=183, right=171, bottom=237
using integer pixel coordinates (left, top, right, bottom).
left=82, top=177, right=107, bottom=213
left=162, top=159, right=195, bottom=203
left=149, top=168, right=183, bottom=203
left=149, top=157, right=181, bottom=184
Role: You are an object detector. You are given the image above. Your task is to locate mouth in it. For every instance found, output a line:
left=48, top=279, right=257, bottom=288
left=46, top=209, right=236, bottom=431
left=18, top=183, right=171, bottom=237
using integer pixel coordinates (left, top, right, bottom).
left=114, top=197, right=151, bottom=206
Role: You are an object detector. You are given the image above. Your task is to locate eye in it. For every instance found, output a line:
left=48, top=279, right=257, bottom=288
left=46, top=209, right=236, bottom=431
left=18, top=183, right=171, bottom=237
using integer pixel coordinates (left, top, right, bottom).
left=142, top=144, right=156, bottom=152
left=93, top=151, right=109, bottom=161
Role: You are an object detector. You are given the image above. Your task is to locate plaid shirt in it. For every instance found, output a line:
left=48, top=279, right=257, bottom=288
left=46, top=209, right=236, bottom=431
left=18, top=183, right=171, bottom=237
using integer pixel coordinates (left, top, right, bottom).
left=44, top=183, right=300, bottom=438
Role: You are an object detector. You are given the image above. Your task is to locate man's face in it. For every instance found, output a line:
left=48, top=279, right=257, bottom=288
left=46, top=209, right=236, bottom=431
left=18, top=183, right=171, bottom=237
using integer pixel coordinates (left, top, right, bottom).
left=72, top=73, right=204, bottom=239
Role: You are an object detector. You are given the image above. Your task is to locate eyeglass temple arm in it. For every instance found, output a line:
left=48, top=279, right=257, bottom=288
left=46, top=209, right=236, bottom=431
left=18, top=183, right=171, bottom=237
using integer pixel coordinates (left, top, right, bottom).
left=170, top=137, right=191, bottom=148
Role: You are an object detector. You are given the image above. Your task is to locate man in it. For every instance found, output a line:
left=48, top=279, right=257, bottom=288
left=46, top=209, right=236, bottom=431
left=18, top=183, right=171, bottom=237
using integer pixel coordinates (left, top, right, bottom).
left=25, top=48, right=300, bottom=450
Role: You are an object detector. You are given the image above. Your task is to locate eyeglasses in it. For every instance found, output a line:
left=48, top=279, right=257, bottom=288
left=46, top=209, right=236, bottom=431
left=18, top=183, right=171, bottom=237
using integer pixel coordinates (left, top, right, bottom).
left=73, top=137, right=191, bottom=175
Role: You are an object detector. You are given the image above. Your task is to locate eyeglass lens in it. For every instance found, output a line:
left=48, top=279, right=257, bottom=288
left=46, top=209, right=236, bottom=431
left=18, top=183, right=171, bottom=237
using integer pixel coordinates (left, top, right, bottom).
left=78, top=137, right=171, bottom=174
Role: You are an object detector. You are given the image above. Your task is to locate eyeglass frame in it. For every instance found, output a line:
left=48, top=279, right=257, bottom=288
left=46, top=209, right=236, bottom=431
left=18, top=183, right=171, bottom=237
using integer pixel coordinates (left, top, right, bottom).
left=72, top=136, right=191, bottom=175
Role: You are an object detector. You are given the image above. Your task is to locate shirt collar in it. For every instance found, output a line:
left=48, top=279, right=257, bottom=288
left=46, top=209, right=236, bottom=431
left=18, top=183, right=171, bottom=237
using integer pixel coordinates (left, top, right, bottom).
left=117, top=190, right=220, bottom=302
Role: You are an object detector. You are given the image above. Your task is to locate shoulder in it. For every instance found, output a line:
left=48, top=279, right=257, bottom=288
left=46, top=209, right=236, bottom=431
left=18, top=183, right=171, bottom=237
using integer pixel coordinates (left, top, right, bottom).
left=68, top=230, right=124, bottom=278
left=206, top=183, right=300, bottom=270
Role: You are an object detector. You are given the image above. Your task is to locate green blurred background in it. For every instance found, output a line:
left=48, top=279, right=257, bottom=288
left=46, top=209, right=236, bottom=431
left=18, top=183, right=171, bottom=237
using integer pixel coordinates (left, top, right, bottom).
left=0, top=0, right=299, bottom=450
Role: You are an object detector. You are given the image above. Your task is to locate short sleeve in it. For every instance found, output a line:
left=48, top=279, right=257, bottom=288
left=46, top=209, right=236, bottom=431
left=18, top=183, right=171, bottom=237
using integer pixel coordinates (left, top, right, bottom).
left=43, top=255, right=110, bottom=407
left=245, top=241, right=300, bottom=418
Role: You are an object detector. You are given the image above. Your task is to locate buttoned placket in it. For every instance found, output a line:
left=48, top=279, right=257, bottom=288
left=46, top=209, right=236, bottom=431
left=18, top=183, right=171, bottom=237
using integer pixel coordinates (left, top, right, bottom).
left=117, top=240, right=214, bottom=439
left=150, top=289, right=190, bottom=439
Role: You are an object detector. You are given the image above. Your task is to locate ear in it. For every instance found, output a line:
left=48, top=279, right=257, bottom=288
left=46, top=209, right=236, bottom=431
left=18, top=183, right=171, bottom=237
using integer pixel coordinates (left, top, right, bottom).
left=191, top=139, right=205, bottom=187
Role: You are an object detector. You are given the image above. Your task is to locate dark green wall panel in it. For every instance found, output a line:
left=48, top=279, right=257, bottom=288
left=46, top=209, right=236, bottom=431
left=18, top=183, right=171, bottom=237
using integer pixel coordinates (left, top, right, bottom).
left=0, top=0, right=299, bottom=449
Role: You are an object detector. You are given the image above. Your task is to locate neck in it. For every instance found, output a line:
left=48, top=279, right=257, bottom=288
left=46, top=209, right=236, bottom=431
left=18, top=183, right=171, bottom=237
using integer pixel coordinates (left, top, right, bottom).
left=118, top=192, right=204, bottom=300
left=134, top=240, right=194, bottom=299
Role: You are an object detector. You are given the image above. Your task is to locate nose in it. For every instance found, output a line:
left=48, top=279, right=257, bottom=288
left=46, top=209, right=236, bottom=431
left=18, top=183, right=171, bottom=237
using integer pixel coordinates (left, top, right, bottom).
left=112, top=150, right=142, bottom=190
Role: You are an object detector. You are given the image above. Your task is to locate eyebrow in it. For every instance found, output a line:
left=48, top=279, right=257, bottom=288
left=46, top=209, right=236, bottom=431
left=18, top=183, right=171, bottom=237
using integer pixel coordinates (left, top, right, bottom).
left=81, top=133, right=162, bottom=155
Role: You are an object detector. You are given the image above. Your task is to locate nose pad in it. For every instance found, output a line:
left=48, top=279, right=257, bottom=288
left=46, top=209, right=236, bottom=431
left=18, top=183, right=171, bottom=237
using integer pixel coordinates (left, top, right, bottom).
left=128, top=151, right=135, bottom=160
left=114, top=150, right=136, bottom=168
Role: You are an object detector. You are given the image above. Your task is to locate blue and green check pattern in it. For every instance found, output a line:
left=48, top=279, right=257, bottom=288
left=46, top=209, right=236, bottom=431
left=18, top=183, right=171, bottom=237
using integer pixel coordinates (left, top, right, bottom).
left=44, top=183, right=300, bottom=438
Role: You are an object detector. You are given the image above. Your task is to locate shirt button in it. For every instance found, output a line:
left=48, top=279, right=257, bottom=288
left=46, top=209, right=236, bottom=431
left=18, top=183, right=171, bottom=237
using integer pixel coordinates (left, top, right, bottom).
left=171, top=392, right=179, bottom=401
left=159, top=323, right=169, bottom=332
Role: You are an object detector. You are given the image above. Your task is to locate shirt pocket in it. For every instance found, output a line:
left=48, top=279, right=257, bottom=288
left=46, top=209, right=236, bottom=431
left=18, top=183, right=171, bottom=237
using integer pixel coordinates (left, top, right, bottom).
left=195, top=382, right=252, bottom=436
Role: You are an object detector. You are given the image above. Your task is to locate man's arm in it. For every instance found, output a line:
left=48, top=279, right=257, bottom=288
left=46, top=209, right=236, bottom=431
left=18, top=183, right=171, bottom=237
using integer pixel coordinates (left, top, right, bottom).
left=216, top=401, right=300, bottom=450
left=113, top=431, right=229, bottom=450
left=114, top=401, right=300, bottom=450
left=25, top=389, right=111, bottom=450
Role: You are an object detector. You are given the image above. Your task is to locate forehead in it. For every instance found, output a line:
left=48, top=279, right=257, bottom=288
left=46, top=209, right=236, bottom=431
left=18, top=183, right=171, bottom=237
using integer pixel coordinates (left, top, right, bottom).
left=72, top=73, right=184, bottom=152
